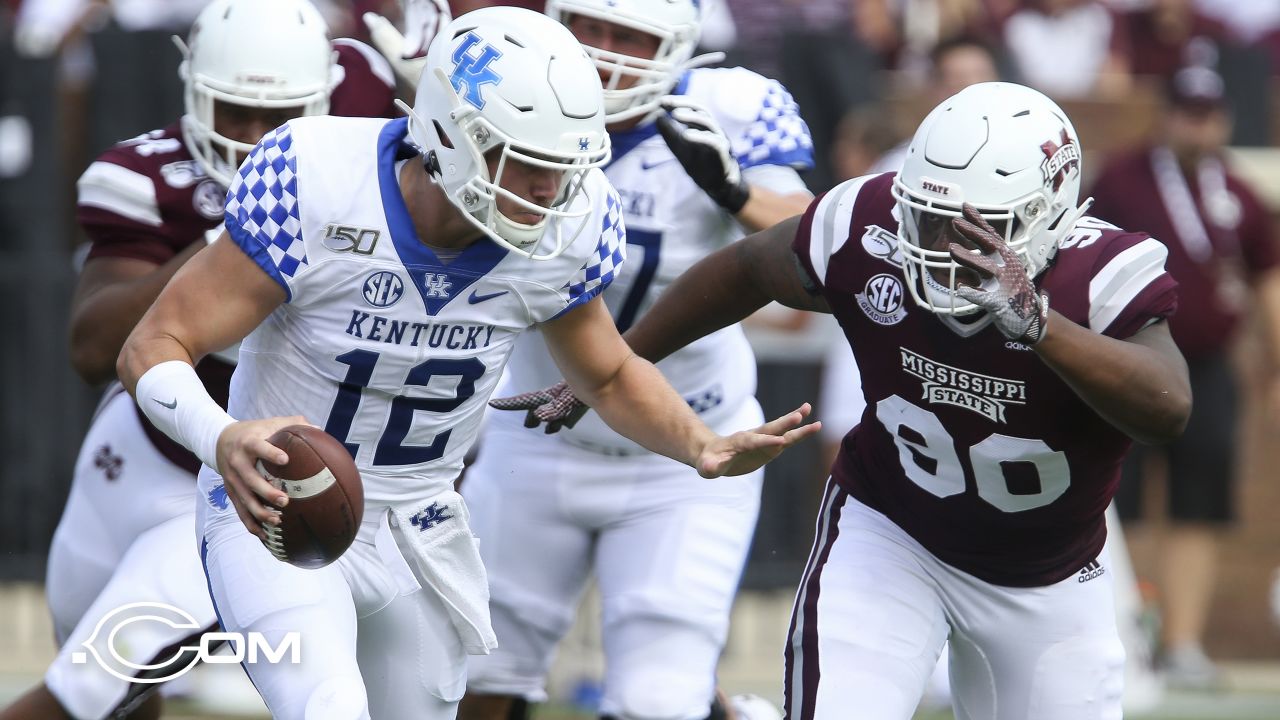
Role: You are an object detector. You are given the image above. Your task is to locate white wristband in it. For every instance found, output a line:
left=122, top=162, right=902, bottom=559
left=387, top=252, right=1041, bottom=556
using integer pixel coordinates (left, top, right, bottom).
left=135, top=360, right=235, bottom=471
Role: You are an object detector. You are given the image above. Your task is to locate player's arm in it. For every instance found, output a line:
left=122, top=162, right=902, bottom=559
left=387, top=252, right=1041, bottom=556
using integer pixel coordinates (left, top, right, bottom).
left=539, top=294, right=819, bottom=478
left=1034, top=318, right=1190, bottom=444
left=496, top=217, right=826, bottom=431
left=117, top=235, right=297, bottom=536
left=624, top=215, right=831, bottom=364
left=733, top=183, right=812, bottom=234
left=117, top=235, right=279, bottom=383
left=948, top=204, right=1191, bottom=445
left=69, top=242, right=207, bottom=384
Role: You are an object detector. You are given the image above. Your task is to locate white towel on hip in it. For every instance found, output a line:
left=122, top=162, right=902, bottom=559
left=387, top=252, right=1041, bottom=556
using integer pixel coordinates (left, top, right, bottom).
left=386, top=490, right=497, bottom=655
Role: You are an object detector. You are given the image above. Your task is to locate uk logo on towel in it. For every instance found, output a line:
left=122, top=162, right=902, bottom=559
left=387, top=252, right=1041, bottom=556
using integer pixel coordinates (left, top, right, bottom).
left=410, top=502, right=454, bottom=531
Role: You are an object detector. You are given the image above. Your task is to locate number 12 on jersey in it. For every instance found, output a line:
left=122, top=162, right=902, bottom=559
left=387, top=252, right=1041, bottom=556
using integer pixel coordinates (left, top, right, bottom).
left=325, top=349, right=486, bottom=466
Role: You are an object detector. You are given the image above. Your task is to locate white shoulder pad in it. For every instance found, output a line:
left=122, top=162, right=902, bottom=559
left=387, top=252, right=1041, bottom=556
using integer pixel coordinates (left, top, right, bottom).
left=77, top=160, right=161, bottom=227
left=682, top=67, right=814, bottom=172
left=805, top=174, right=879, bottom=284
left=1087, top=236, right=1170, bottom=334
left=333, top=37, right=396, bottom=91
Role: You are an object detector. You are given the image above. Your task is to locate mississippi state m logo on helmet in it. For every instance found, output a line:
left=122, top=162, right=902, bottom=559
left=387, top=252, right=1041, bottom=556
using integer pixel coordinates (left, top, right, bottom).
left=450, top=33, right=503, bottom=110
left=1040, top=129, right=1080, bottom=192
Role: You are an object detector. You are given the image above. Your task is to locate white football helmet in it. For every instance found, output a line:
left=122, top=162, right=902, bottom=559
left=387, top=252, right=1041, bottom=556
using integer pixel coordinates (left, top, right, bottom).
left=403, top=7, right=610, bottom=260
left=892, top=82, right=1092, bottom=315
left=177, top=0, right=342, bottom=186
left=546, top=0, right=703, bottom=124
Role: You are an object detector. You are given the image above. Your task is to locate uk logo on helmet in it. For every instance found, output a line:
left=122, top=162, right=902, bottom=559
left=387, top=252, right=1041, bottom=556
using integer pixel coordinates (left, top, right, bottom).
left=450, top=33, right=503, bottom=110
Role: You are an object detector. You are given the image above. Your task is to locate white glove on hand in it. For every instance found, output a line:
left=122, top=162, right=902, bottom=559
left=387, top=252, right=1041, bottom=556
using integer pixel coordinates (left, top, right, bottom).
left=363, top=0, right=451, bottom=87
left=656, top=96, right=749, bottom=213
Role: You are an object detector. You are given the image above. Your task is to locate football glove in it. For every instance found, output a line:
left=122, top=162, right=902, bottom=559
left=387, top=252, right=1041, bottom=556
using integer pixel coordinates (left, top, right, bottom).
left=949, top=203, right=1050, bottom=345
left=488, top=381, right=588, bottom=434
left=362, top=0, right=451, bottom=87
left=656, top=96, right=750, bottom=214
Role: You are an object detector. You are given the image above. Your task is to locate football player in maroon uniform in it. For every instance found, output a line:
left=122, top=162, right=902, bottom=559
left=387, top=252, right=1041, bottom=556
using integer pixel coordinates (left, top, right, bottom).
left=0, top=2, right=395, bottom=719
left=498, top=82, right=1191, bottom=719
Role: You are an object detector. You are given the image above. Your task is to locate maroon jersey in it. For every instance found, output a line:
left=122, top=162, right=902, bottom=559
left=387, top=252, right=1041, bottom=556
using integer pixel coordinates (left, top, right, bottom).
left=73, top=39, right=394, bottom=473
left=793, top=173, right=1178, bottom=587
left=1089, top=147, right=1278, bottom=360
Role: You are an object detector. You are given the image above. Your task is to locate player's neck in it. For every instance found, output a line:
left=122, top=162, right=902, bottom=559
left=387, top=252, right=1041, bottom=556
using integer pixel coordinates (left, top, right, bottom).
left=398, top=158, right=484, bottom=250
left=606, top=116, right=645, bottom=134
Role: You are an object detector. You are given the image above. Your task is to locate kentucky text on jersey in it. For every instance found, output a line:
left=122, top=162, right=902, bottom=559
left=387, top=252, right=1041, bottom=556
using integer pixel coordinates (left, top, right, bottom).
left=345, top=310, right=496, bottom=350
left=617, top=188, right=657, bottom=219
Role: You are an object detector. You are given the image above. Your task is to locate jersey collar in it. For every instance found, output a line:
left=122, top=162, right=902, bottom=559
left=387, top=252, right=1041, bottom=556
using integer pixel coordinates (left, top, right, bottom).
left=376, top=118, right=508, bottom=316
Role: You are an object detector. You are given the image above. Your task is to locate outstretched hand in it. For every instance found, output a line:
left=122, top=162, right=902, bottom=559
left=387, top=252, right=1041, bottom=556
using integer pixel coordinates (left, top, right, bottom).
left=948, top=203, right=1049, bottom=344
left=488, top=381, right=588, bottom=434
left=696, top=404, right=821, bottom=478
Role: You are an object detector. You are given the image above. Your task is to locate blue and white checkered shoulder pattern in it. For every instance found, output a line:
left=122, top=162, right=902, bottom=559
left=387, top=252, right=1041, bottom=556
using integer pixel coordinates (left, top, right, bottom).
left=737, top=81, right=814, bottom=171
left=224, top=123, right=306, bottom=296
left=556, top=191, right=626, bottom=319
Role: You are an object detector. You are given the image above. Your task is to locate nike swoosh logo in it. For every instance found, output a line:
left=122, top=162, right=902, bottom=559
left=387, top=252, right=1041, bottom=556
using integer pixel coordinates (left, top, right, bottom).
left=468, top=289, right=509, bottom=304
left=641, top=158, right=677, bottom=171
left=152, top=397, right=178, bottom=410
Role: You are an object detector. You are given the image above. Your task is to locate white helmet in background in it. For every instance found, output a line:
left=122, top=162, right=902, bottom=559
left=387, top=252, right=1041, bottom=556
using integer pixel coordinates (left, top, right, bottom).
left=546, top=0, right=702, bottom=124
left=177, top=0, right=342, bottom=186
left=892, top=82, right=1091, bottom=315
left=404, top=7, right=610, bottom=260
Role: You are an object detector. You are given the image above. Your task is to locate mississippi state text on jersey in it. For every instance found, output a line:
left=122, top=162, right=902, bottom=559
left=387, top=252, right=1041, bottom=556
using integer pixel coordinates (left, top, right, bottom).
left=793, top=172, right=1178, bottom=586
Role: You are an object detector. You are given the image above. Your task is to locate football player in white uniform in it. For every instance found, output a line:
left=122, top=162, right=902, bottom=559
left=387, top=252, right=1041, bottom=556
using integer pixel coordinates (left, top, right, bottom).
left=0, top=3, right=396, bottom=719
left=115, top=8, right=818, bottom=720
left=459, top=2, right=813, bottom=719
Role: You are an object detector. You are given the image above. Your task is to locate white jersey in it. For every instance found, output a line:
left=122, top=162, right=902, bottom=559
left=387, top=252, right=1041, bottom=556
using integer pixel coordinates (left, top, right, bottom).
left=501, top=66, right=814, bottom=451
left=211, top=116, right=625, bottom=506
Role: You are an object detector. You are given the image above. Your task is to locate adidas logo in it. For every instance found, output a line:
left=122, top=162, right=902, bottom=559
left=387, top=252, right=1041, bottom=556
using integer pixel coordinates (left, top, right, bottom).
left=1077, top=559, right=1106, bottom=583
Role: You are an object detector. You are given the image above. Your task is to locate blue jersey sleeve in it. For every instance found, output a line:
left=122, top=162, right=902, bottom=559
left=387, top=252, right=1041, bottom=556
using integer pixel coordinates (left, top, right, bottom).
left=224, top=123, right=306, bottom=301
left=553, top=189, right=627, bottom=319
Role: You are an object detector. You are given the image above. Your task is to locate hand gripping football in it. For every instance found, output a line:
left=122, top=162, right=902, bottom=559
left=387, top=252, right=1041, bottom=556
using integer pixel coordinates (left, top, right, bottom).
left=259, top=426, right=364, bottom=569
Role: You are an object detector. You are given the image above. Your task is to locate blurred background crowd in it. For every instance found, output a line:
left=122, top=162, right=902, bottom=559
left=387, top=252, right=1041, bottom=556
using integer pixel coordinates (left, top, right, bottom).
left=2, top=0, right=1280, bottom=715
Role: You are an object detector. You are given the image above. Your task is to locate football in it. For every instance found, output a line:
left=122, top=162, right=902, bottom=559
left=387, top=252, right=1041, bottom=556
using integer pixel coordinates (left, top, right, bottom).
left=258, top=425, right=363, bottom=569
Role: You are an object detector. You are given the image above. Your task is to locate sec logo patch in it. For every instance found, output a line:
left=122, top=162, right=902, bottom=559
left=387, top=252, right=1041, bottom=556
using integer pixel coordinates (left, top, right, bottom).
left=363, top=271, right=404, bottom=308
left=856, top=273, right=907, bottom=325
